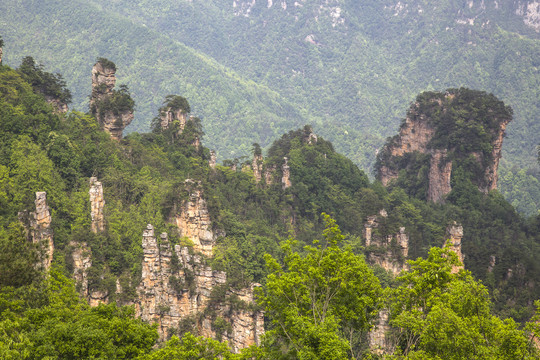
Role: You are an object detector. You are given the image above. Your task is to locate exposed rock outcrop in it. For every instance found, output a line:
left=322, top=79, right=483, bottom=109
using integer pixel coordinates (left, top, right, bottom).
left=30, top=192, right=54, bottom=271
left=445, top=222, right=464, bottom=273
left=90, top=59, right=134, bottom=140
left=136, top=224, right=263, bottom=350
left=160, top=106, right=188, bottom=133
left=71, top=241, right=92, bottom=298
left=282, top=157, right=292, bottom=189
left=0, top=46, right=3, bottom=64
left=252, top=153, right=263, bottom=183
left=428, top=150, right=453, bottom=203
left=368, top=309, right=396, bottom=355
left=89, top=177, right=105, bottom=233
left=364, top=211, right=409, bottom=276
left=171, top=180, right=215, bottom=257
left=376, top=89, right=511, bottom=202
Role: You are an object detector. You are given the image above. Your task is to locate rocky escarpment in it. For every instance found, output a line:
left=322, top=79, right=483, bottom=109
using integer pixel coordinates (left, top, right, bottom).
left=364, top=210, right=409, bottom=276
left=364, top=210, right=408, bottom=355
left=136, top=225, right=263, bottom=349
left=376, top=88, right=512, bottom=203
left=170, top=180, right=216, bottom=257
left=72, top=178, right=262, bottom=350
left=90, top=59, right=134, bottom=140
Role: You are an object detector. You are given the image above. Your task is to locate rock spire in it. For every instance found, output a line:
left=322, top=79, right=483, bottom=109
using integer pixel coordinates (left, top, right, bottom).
left=90, top=58, right=134, bottom=140
left=30, top=192, right=54, bottom=271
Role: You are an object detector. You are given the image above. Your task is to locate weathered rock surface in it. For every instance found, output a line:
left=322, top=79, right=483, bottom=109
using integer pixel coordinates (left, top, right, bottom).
left=90, top=60, right=133, bottom=140
left=171, top=180, right=215, bottom=257
left=30, top=192, right=54, bottom=271
left=282, top=157, right=292, bottom=189
left=160, top=106, right=188, bottom=134
left=135, top=225, right=263, bottom=350
left=89, top=177, right=105, bottom=233
left=377, top=91, right=511, bottom=202
left=252, top=154, right=263, bottom=183
left=0, top=46, right=3, bottom=64
left=364, top=211, right=409, bottom=276
left=428, top=149, right=453, bottom=203
left=445, top=222, right=464, bottom=273
left=368, top=309, right=396, bottom=355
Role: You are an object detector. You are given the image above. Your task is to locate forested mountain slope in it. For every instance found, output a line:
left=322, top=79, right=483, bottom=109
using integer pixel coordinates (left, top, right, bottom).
left=2, top=0, right=540, bottom=214
left=2, top=50, right=540, bottom=357
left=0, top=0, right=311, bottom=159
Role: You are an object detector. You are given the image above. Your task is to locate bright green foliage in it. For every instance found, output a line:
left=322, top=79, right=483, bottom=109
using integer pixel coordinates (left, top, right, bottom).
left=388, top=247, right=536, bottom=359
left=0, top=269, right=158, bottom=359
left=0, top=223, right=41, bottom=288
left=258, top=215, right=382, bottom=359
left=139, top=333, right=235, bottom=360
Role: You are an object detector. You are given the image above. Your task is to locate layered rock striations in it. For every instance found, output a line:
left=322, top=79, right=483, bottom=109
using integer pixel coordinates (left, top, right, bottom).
left=136, top=224, right=263, bottom=349
left=364, top=211, right=409, bottom=276
left=89, top=177, right=105, bottom=233
left=376, top=88, right=512, bottom=203
left=90, top=59, right=134, bottom=140
left=445, top=222, right=464, bottom=273
left=171, top=180, right=215, bottom=257
left=30, top=192, right=54, bottom=271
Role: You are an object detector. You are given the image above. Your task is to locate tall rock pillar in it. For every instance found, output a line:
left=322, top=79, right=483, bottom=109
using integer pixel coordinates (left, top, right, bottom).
left=30, top=192, right=54, bottom=271
left=90, top=59, right=134, bottom=140
left=89, top=177, right=105, bottom=233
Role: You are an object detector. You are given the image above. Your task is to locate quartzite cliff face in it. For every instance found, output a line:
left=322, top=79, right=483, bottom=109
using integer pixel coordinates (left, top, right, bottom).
left=90, top=60, right=134, bottom=140
left=376, top=89, right=512, bottom=203
left=72, top=177, right=262, bottom=351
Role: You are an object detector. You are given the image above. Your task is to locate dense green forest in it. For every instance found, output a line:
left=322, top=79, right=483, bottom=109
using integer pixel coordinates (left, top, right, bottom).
left=1, top=0, right=540, bottom=215
left=2, top=41, right=540, bottom=358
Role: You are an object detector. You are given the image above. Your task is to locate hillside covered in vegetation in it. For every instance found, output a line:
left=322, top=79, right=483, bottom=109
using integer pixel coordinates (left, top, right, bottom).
left=2, top=39, right=540, bottom=358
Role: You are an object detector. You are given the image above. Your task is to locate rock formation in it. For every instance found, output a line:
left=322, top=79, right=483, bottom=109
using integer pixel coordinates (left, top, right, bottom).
left=136, top=224, right=263, bottom=349
left=30, top=192, right=54, bottom=271
left=264, top=165, right=276, bottom=185
left=71, top=241, right=92, bottom=299
left=445, top=222, right=464, bottom=273
left=160, top=106, right=188, bottom=133
left=89, top=177, right=105, bottom=233
left=364, top=210, right=405, bottom=355
left=364, top=211, right=409, bottom=275
left=368, top=309, right=396, bottom=355
left=171, top=180, right=215, bottom=257
left=90, top=59, right=134, bottom=140
left=376, top=89, right=511, bottom=203
left=281, top=157, right=292, bottom=189
left=0, top=46, right=3, bottom=64
left=252, top=153, right=263, bottom=183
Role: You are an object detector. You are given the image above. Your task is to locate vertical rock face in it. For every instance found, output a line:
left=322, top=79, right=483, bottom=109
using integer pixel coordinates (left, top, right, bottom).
left=445, top=222, right=464, bottom=273
left=368, top=310, right=396, bottom=355
left=428, top=150, right=453, bottom=203
left=171, top=180, right=215, bottom=257
left=0, top=46, right=3, bottom=64
left=252, top=154, right=263, bottom=183
left=30, top=192, right=54, bottom=271
left=90, top=59, right=134, bottom=140
left=71, top=241, right=92, bottom=298
left=281, top=157, right=292, bottom=189
left=376, top=89, right=511, bottom=202
left=264, top=164, right=276, bottom=185
left=89, top=177, right=105, bottom=233
left=136, top=225, right=263, bottom=350
left=160, top=107, right=188, bottom=134
left=364, top=211, right=409, bottom=276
